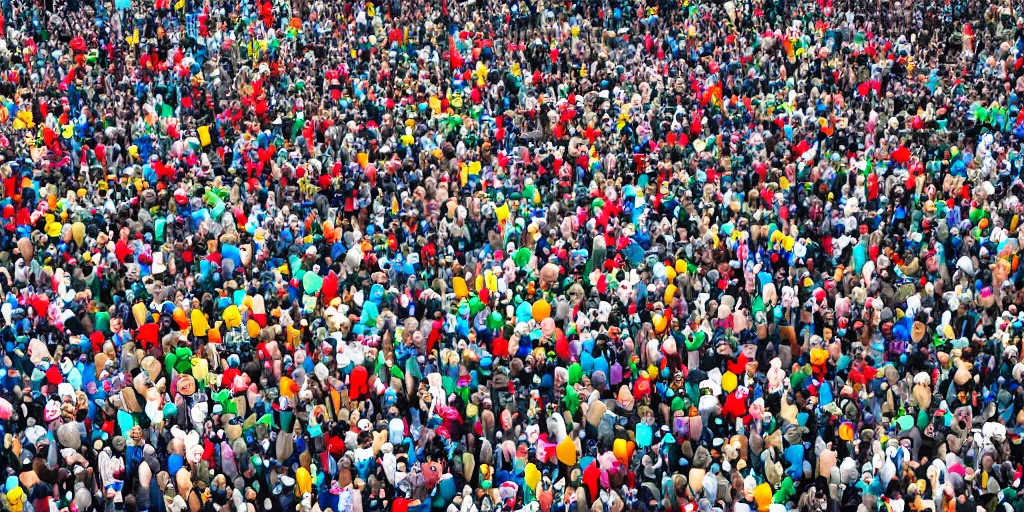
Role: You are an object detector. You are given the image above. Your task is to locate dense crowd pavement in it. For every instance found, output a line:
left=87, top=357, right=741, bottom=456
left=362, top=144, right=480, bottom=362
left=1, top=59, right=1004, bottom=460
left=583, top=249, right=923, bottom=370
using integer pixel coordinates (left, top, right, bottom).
left=1, top=0, right=1024, bottom=511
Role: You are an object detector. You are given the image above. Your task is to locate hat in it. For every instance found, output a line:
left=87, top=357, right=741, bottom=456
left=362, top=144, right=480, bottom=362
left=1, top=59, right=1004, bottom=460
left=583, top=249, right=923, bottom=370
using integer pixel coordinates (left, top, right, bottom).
left=141, top=356, right=162, bottom=380
left=911, top=321, right=926, bottom=343
left=152, top=252, right=167, bottom=275
left=56, top=422, right=82, bottom=449
left=527, top=223, right=541, bottom=241
left=120, top=388, right=143, bottom=413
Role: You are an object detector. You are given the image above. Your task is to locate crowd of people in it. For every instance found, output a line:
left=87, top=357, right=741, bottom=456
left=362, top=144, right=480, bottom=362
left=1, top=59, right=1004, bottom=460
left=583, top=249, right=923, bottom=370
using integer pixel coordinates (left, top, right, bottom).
left=1, top=0, right=1024, bottom=511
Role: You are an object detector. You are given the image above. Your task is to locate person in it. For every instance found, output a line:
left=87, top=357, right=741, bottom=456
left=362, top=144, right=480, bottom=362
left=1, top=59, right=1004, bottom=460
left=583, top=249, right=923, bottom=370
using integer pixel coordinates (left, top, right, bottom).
left=1, top=0, right=1024, bottom=511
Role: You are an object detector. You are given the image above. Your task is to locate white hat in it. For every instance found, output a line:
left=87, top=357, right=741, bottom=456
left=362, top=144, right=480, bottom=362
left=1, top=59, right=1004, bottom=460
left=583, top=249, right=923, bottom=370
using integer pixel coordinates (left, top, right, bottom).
left=152, top=252, right=167, bottom=275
